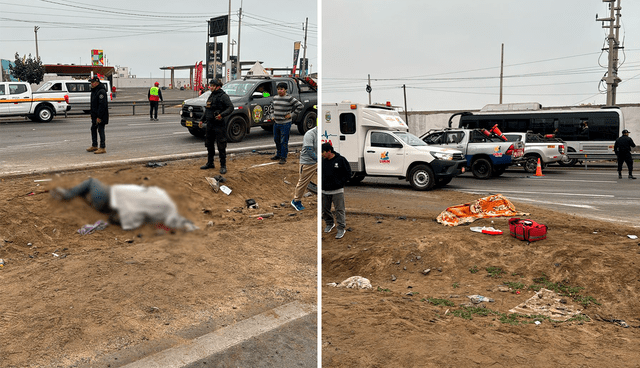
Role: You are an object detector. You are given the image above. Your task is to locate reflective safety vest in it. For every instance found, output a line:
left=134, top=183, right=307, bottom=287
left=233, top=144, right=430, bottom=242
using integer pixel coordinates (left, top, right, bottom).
left=149, top=86, right=160, bottom=101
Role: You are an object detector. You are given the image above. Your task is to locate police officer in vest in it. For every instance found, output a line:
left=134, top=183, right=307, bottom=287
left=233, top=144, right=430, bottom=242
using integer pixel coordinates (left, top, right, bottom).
left=199, top=79, right=234, bottom=174
left=148, top=82, right=163, bottom=121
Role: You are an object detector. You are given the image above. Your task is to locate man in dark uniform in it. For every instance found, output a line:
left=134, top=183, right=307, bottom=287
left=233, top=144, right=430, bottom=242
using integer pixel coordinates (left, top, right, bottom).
left=198, top=79, right=233, bottom=174
left=86, top=76, right=109, bottom=154
left=614, top=129, right=636, bottom=179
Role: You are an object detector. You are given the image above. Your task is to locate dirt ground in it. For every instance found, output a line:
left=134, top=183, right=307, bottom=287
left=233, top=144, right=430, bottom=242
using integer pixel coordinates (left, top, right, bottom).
left=0, top=153, right=317, bottom=368
left=322, top=188, right=640, bottom=367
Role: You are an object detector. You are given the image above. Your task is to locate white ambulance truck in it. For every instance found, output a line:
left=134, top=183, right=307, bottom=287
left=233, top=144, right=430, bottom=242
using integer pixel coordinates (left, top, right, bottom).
left=322, top=102, right=466, bottom=190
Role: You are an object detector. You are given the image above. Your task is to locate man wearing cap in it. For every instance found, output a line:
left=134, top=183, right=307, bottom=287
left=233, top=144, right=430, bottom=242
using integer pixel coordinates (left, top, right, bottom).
left=615, top=129, right=636, bottom=179
left=86, top=76, right=109, bottom=154
left=148, top=82, right=163, bottom=121
left=198, top=79, right=233, bottom=174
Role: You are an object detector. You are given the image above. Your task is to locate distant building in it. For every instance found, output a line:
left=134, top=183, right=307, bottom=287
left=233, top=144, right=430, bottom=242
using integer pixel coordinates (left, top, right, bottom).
left=1, top=59, right=17, bottom=81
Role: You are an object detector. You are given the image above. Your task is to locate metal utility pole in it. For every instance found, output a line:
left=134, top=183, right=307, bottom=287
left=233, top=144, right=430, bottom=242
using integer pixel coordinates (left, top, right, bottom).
left=499, top=43, right=504, bottom=104
left=301, top=17, right=309, bottom=77
left=597, top=0, right=622, bottom=106
left=403, top=84, right=408, bottom=123
left=227, top=0, right=231, bottom=68
left=237, top=4, right=242, bottom=79
left=367, top=74, right=372, bottom=104
left=34, top=26, right=40, bottom=60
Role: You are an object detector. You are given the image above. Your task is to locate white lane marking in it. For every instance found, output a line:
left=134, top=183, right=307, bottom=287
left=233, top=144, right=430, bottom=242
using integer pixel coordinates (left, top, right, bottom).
left=526, top=177, right=617, bottom=184
left=498, top=195, right=597, bottom=209
left=127, top=122, right=179, bottom=126
left=462, top=189, right=615, bottom=198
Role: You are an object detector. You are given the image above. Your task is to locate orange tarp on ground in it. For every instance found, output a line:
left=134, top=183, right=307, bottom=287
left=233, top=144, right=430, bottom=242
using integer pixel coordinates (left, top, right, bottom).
left=436, top=194, right=526, bottom=226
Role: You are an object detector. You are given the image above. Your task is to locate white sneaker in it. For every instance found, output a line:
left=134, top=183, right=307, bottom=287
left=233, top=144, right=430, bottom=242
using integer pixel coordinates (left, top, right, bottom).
left=324, top=224, right=335, bottom=233
left=336, top=229, right=346, bottom=239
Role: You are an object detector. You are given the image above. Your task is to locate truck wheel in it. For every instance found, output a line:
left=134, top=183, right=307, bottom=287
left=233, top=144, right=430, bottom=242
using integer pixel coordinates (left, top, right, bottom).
left=226, top=116, right=247, bottom=143
left=471, top=158, right=492, bottom=179
left=523, top=154, right=541, bottom=173
left=36, top=106, right=54, bottom=122
left=188, top=128, right=205, bottom=138
left=409, top=165, right=435, bottom=191
left=297, top=110, right=317, bottom=135
left=435, top=177, right=452, bottom=187
left=558, top=147, right=577, bottom=167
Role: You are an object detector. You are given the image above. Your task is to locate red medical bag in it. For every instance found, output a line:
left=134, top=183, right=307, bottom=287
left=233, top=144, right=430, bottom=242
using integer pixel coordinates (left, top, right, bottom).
left=509, top=218, right=547, bottom=242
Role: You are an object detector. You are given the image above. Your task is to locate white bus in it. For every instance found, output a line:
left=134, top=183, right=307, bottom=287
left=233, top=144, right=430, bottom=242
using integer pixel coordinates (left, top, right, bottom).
left=451, top=103, right=624, bottom=166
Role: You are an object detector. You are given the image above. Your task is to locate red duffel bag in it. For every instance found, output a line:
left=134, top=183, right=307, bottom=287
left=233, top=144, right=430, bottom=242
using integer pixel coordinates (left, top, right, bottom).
left=509, top=218, right=547, bottom=242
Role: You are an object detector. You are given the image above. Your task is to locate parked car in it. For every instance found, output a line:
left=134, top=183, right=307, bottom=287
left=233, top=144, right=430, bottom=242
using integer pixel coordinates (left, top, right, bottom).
left=0, top=81, right=69, bottom=122
left=36, top=79, right=112, bottom=113
left=502, top=132, right=566, bottom=173
left=180, top=76, right=317, bottom=142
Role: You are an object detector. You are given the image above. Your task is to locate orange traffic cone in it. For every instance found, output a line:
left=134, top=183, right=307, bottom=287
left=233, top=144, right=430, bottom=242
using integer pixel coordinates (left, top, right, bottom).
left=534, top=158, right=544, bottom=177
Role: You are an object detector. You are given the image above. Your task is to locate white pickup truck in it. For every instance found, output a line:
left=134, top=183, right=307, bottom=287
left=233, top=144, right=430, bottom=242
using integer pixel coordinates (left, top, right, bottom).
left=0, top=81, right=69, bottom=122
left=502, top=132, right=566, bottom=173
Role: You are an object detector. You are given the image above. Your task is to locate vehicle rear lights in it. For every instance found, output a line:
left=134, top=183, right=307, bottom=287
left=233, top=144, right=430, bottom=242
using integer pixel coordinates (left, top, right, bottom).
left=64, top=95, right=69, bottom=104
left=505, top=144, right=514, bottom=156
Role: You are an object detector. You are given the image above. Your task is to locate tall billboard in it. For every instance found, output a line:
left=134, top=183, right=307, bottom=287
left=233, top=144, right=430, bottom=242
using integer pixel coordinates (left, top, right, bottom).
left=292, top=42, right=301, bottom=76
left=91, top=49, right=104, bottom=66
left=206, top=42, right=223, bottom=79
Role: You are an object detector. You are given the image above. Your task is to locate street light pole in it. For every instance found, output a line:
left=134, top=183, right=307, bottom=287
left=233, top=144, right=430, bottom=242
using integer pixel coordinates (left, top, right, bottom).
left=34, top=26, right=40, bottom=60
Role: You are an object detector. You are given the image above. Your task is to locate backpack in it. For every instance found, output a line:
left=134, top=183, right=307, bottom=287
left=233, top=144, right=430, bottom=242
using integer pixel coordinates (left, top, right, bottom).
left=509, top=218, right=547, bottom=242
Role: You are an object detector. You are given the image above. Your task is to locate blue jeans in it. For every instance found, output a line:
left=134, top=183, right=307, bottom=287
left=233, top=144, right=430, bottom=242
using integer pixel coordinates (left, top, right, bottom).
left=63, top=178, right=111, bottom=213
left=273, top=122, right=292, bottom=159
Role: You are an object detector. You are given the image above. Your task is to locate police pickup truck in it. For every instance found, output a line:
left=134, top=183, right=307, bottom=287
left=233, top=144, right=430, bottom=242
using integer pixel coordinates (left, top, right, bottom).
left=0, top=81, right=69, bottom=122
left=180, top=76, right=317, bottom=142
left=421, top=128, right=525, bottom=179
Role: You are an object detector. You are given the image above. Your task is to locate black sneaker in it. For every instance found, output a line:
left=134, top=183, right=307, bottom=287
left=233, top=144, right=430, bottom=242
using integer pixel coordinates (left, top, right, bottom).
left=271, top=155, right=281, bottom=160
left=200, top=163, right=215, bottom=170
left=220, top=167, right=227, bottom=174
left=630, top=175, right=637, bottom=180
left=279, top=158, right=287, bottom=165
left=619, top=173, right=623, bottom=179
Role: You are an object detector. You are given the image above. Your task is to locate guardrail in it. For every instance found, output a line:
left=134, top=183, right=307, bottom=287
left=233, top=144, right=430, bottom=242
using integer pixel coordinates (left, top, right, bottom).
left=566, top=152, right=640, bottom=169
left=64, top=100, right=185, bottom=117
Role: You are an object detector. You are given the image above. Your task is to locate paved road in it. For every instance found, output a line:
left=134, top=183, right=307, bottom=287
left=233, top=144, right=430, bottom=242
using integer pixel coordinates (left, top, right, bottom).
left=0, top=113, right=304, bottom=177
left=353, top=164, right=640, bottom=227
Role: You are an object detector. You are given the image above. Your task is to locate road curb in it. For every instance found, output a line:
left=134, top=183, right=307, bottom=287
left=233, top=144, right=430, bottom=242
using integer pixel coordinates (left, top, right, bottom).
left=0, top=143, right=302, bottom=179
left=120, top=301, right=317, bottom=368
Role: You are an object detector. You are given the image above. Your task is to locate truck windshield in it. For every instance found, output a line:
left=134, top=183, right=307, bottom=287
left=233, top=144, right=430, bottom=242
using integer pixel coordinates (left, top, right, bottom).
left=36, top=82, right=53, bottom=92
left=395, top=132, right=427, bottom=147
left=222, top=81, right=258, bottom=97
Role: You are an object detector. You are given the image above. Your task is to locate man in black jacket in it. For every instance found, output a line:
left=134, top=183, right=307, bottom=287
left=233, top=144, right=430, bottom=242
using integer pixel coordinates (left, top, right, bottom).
left=614, top=129, right=636, bottom=179
left=86, top=76, right=109, bottom=154
left=199, top=79, right=234, bottom=174
left=322, top=142, right=352, bottom=239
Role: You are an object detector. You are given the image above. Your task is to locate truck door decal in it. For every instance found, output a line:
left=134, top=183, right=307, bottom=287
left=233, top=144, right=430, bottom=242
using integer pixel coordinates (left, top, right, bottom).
left=252, top=105, right=263, bottom=123
left=380, top=151, right=390, bottom=163
left=493, top=146, right=503, bottom=157
left=321, top=129, right=337, bottom=146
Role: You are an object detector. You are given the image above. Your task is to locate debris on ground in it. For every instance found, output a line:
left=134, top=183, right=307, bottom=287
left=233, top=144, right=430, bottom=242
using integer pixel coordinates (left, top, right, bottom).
left=328, top=276, right=373, bottom=290
left=509, top=288, right=582, bottom=321
left=77, top=220, right=109, bottom=235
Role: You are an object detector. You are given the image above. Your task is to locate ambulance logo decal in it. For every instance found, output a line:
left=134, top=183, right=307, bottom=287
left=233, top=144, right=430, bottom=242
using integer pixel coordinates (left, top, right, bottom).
left=379, top=151, right=390, bottom=163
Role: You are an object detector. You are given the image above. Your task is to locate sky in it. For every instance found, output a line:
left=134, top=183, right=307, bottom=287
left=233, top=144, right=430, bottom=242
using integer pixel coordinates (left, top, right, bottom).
left=322, top=0, right=640, bottom=111
left=0, top=0, right=317, bottom=80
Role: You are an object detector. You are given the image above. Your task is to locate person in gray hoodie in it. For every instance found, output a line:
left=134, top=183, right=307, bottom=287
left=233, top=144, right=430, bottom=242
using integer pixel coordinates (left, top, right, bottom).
left=291, top=124, right=317, bottom=211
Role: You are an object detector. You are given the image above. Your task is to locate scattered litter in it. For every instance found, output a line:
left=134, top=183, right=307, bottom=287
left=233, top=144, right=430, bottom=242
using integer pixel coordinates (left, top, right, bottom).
left=437, top=194, right=528, bottom=226
left=214, top=174, right=226, bottom=183
left=422, top=269, right=431, bottom=275
left=78, top=220, right=109, bottom=235
left=146, top=162, right=167, bottom=168
left=509, top=288, right=582, bottom=321
left=27, top=192, right=35, bottom=196
left=207, top=221, right=214, bottom=227
left=246, top=162, right=278, bottom=170
left=534, top=320, right=541, bottom=325
left=326, top=282, right=338, bottom=287
left=205, top=177, right=220, bottom=192
left=219, top=185, right=232, bottom=195
left=467, top=295, right=495, bottom=304
left=596, top=316, right=629, bottom=328
left=34, top=179, right=52, bottom=182
left=250, top=212, right=274, bottom=218
left=246, top=199, right=258, bottom=209
left=283, top=177, right=291, bottom=185
left=330, top=276, right=373, bottom=290
left=52, top=253, right=59, bottom=257
left=628, top=235, right=638, bottom=240
left=0, top=259, right=4, bottom=267
left=470, top=226, right=503, bottom=235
